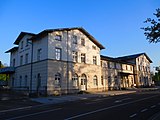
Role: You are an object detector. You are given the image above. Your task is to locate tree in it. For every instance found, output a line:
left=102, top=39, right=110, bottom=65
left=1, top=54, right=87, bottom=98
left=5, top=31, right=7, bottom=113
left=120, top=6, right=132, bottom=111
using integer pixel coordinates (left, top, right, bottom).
left=142, top=8, right=160, bottom=43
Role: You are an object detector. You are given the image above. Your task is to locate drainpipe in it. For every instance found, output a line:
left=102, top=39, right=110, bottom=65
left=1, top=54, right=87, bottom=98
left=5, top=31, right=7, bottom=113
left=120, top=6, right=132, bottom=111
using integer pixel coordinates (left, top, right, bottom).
left=66, top=30, right=69, bottom=94
left=28, top=40, right=33, bottom=94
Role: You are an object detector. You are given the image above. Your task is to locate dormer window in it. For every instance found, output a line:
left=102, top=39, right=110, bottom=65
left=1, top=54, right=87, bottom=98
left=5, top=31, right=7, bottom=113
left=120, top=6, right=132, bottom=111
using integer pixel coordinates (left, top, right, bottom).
left=54, top=35, right=61, bottom=41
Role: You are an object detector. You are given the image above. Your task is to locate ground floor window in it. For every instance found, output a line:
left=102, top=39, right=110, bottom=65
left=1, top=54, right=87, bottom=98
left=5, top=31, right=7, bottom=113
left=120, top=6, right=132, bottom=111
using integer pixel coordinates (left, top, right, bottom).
left=72, top=73, right=78, bottom=87
left=55, top=73, right=61, bottom=86
left=93, top=75, right=98, bottom=86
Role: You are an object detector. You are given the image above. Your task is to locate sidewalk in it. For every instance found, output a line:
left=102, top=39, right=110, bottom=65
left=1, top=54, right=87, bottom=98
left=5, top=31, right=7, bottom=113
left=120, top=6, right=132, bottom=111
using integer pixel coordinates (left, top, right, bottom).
left=31, top=90, right=136, bottom=104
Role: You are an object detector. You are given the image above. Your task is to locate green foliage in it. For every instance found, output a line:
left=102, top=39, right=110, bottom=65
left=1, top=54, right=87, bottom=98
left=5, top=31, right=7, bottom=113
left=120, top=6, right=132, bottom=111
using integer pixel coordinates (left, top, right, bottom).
left=0, top=62, right=8, bottom=81
left=153, top=71, right=160, bottom=81
left=142, top=8, right=160, bottom=43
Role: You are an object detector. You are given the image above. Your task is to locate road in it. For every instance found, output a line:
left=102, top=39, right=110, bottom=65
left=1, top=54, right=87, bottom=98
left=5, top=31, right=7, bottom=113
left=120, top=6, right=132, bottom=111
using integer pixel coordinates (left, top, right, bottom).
left=0, top=91, right=160, bottom=120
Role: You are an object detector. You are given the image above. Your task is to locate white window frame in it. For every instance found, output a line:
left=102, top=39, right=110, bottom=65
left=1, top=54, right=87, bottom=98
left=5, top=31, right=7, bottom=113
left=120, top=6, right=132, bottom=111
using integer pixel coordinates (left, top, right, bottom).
left=73, top=35, right=78, bottom=44
left=72, top=51, right=78, bottom=62
left=81, top=53, right=86, bottom=63
left=55, top=48, right=61, bottom=60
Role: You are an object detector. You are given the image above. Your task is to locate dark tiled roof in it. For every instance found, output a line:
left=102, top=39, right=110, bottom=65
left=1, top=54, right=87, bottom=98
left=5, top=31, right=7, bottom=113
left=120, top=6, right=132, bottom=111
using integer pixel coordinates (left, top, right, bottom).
left=5, top=47, right=18, bottom=53
left=100, top=55, right=135, bottom=65
left=30, top=27, right=105, bottom=50
left=14, top=32, right=36, bottom=45
left=116, top=53, right=152, bottom=63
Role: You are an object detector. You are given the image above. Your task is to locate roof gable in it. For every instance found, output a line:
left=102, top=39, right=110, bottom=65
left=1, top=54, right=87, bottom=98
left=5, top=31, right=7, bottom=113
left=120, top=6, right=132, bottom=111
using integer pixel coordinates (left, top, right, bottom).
left=116, top=53, right=152, bottom=63
left=14, top=32, right=36, bottom=45
left=30, top=27, right=105, bottom=49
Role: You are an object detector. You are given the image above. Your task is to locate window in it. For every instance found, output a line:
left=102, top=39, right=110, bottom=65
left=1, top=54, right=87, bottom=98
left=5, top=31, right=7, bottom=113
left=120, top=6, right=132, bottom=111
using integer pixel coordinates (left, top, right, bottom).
left=25, top=53, right=29, bottom=64
left=101, top=76, right=104, bottom=85
left=108, top=76, right=111, bottom=86
left=81, top=53, right=86, bottom=63
left=55, top=48, right=61, bottom=60
left=13, top=59, right=15, bottom=67
left=81, top=74, right=87, bottom=85
left=20, top=55, right=23, bottom=65
left=54, top=35, right=61, bottom=41
left=73, top=35, right=77, bottom=44
left=114, top=76, right=118, bottom=85
left=19, top=76, right=22, bottom=87
left=81, top=38, right=85, bottom=46
left=108, top=62, right=110, bottom=68
left=37, top=73, right=41, bottom=88
left=93, top=56, right=97, bottom=65
left=55, top=73, right=61, bottom=86
left=21, top=41, right=23, bottom=49
left=93, top=75, right=98, bottom=86
left=72, top=73, right=78, bottom=87
left=26, top=40, right=29, bottom=47
left=92, top=45, right=96, bottom=50
left=37, top=49, right=42, bottom=61
left=25, top=75, right=28, bottom=87
left=72, top=51, right=78, bottom=62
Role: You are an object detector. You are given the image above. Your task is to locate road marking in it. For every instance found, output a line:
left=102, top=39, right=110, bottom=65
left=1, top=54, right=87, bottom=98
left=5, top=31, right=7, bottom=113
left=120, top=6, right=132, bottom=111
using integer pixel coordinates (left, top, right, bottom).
left=86, top=97, right=112, bottom=104
left=6, top=108, right=62, bottom=120
left=141, top=108, right=148, bottom=112
left=0, top=106, right=32, bottom=113
left=129, top=113, right=137, bottom=118
left=114, top=97, right=131, bottom=103
left=151, top=105, right=156, bottom=108
left=64, top=95, right=159, bottom=120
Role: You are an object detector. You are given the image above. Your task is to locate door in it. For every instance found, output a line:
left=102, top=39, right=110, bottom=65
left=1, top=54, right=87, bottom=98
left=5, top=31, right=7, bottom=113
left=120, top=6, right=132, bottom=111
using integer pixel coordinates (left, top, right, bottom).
left=80, top=74, right=87, bottom=91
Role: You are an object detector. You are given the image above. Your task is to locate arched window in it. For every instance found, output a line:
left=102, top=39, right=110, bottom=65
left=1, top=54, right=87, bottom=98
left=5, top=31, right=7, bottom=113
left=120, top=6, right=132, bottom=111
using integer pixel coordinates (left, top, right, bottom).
left=93, top=75, right=98, bottom=86
left=55, top=73, right=61, bottom=86
left=72, top=73, right=78, bottom=87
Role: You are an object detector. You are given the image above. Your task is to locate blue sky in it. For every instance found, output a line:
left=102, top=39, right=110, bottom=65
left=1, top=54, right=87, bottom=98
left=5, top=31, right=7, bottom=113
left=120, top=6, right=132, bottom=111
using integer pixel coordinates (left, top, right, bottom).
left=0, top=0, right=160, bottom=70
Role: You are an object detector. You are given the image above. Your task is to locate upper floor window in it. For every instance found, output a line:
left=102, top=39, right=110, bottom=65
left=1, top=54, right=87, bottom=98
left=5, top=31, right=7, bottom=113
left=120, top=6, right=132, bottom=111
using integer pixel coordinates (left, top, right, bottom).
left=81, top=53, right=86, bottom=63
left=73, top=35, right=78, bottom=44
left=25, top=53, right=29, bottom=64
left=21, top=41, right=24, bottom=49
left=37, top=49, right=42, bottom=61
left=20, top=55, right=23, bottom=65
left=81, top=38, right=85, bottom=46
left=26, top=39, right=29, bottom=47
left=72, top=51, right=78, bottom=62
left=93, top=56, right=97, bottom=65
left=92, top=45, right=96, bottom=50
left=55, top=48, right=61, bottom=60
left=54, top=35, right=61, bottom=41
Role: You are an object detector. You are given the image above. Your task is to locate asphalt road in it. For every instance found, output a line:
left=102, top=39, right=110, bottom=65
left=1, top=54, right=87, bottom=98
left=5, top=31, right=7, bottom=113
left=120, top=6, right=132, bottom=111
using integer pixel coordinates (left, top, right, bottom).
left=0, top=91, right=160, bottom=120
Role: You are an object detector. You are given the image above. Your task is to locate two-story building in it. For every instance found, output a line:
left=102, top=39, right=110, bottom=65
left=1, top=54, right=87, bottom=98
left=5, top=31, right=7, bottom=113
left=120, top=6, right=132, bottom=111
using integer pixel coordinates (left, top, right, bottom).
left=1, top=27, right=153, bottom=95
left=5, top=27, right=105, bottom=95
left=101, top=55, right=135, bottom=90
left=116, top=53, right=152, bottom=87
